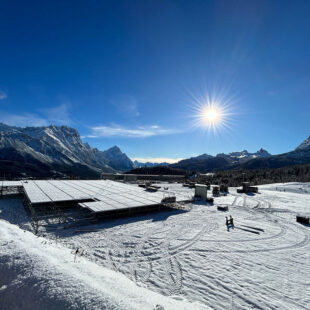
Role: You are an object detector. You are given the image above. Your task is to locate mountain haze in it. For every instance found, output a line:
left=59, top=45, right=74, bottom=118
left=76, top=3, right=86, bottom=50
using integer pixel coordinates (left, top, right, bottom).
left=133, top=160, right=171, bottom=168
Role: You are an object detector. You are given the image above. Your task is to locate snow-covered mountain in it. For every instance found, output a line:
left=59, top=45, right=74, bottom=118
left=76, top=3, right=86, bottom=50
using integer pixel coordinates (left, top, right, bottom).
left=0, top=123, right=134, bottom=178
left=216, top=148, right=271, bottom=163
left=171, top=148, right=271, bottom=171
left=101, top=146, right=135, bottom=171
left=295, top=136, right=310, bottom=151
left=170, top=138, right=310, bottom=172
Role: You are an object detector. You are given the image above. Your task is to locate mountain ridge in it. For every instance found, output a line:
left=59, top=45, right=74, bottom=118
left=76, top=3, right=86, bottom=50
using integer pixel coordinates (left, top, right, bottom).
left=0, top=123, right=134, bottom=178
left=129, top=136, right=310, bottom=173
left=1, top=122, right=309, bottom=177
left=171, top=148, right=272, bottom=172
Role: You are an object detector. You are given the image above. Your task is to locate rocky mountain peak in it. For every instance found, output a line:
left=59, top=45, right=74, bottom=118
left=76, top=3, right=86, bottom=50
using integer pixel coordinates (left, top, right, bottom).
left=108, top=145, right=122, bottom=152
left=0, top=123, right=134, bottom=175
left=256, top=148, right=271, bottom=156
left=101, top=145, right=133, bottom=171
left=295, top=136, right=310, bottom=151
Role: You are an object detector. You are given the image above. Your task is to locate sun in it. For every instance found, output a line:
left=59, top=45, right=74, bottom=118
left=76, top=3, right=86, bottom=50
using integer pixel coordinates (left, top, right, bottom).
left=200, top=103, right=224, bottom=131
left=203, top=106, right=220, bottom=124
left=188, top=92, right=235, bottom=134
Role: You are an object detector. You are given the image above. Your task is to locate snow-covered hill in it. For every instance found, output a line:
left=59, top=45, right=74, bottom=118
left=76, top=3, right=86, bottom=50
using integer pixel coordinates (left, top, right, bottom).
left=0, top=183, right=309, bottom=309
left=0, top=207, right=203, bottom=310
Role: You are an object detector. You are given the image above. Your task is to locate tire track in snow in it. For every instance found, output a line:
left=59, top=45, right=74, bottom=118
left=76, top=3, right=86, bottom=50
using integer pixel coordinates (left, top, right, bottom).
left=164, top=256, right=183, bottom=295
left=193, top=221, right=309, bottom=254
left=200, top=224, right=287, bottom=243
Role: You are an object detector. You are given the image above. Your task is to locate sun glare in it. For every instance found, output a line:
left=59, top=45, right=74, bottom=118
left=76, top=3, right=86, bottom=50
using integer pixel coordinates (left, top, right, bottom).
left=203, top=106, right=220, bottom=123
left=188, top=92, right=235, bottom=134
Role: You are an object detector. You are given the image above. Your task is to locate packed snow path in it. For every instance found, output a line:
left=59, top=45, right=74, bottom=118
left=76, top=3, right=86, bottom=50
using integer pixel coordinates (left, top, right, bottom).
left=1, top=182, right=310, bottom=309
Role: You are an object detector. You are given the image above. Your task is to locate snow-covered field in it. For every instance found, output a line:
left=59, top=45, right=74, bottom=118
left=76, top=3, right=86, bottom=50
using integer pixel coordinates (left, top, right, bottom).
left=1, top=182, right=309, bottom=309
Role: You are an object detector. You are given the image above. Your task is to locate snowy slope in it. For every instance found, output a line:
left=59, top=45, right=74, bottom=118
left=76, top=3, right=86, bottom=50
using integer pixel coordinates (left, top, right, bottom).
left=0, top=208, right=207, bottom=310
left=1, top=183, right=309, bottom=309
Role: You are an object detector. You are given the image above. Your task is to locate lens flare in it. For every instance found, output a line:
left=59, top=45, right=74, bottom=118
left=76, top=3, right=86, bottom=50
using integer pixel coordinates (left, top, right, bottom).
left=203, top=106, right=220, bottom=124
left=188, top=92, right=235, bottom=134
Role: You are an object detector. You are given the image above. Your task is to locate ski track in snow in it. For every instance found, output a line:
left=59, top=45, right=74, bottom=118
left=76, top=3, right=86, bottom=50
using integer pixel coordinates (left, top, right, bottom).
left=1, top=182, right=310, bottom=309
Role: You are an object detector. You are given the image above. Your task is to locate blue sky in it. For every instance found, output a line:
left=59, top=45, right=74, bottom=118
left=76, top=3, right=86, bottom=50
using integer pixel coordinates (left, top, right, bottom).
left=0, top=0, right=309, bottom=162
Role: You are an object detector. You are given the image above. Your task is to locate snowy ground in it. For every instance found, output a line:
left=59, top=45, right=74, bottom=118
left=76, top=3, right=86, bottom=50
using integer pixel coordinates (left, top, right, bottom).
left=1, top=182, right=310, bottom=309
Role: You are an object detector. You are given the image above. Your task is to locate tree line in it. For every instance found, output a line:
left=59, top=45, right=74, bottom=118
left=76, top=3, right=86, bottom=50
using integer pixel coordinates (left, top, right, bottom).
left=203, top=163, right=310, bottom=186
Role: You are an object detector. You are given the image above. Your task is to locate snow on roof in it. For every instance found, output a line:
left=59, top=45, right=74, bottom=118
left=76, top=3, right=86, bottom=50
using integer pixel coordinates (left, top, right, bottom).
left=0, top=180, right=22, bottom=187
left=21, top=180, right=191, bottom=209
